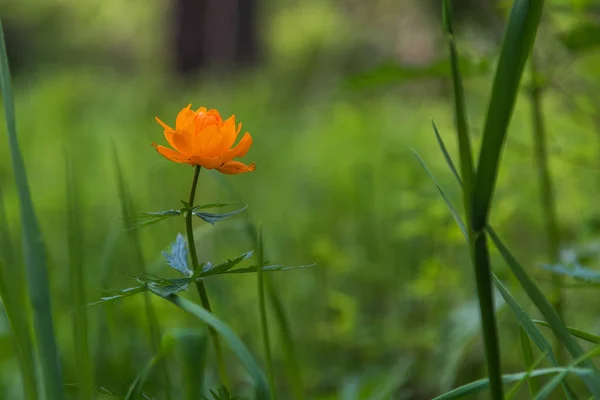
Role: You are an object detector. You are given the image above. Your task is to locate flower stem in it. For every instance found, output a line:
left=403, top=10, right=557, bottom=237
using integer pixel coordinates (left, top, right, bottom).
left=185, top=165, right=230, bottom=388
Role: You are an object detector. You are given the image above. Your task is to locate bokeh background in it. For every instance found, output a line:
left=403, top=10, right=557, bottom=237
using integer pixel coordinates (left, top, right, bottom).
left=1, top=0, right=600, bottom=398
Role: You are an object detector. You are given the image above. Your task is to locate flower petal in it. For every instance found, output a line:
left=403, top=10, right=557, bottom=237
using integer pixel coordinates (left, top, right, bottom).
left=152, top=143, right=194, bottom=165
left=175, top=104, right=196, bottom=131
left=190, top=155, right=225, bottom=169
left=223, top=132, right=252, bottom=160
left=171, top=129, right=197, bottom=156
left=216, top=161, right=256, bottom=174
left=216, top=115, right=239, bottom=153
left=155, top=117, right=179, bottom=150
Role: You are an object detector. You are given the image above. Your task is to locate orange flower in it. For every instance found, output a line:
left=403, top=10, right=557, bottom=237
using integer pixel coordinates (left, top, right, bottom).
left=152, top=105, right=256, bottom=174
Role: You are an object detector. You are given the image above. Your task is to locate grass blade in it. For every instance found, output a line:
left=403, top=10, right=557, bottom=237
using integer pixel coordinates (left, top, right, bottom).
left=472, top=0, right=545, bottom=226
left=65, top=156, right=94, bottom=399
left=157, top=293, right=270, bottom=400
left=535, top=346, right=600, bottom=400
left=433, top=368, right=590, bottom=400
left=213, top=172, right=305, bottom=399
left=0, top=191, right=38, bottom=399
left=0, top=19, right=64, bottom=399
left=257, top=225, right=277, bottom=399
left=533, top=320, right=600, bottom=345
left=171, top=329, right=208, bottom=400
left=488, top=227, right=600, bottom=392
left=442, top=0, right=475, bottom=204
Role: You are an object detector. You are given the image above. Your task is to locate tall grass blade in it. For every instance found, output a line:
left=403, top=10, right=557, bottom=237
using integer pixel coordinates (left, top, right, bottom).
left=528, top=54, right=563, bottom=361
left=213, top=172, right=305, bottom=399
left=112, top=146, right=170, bottom=397
left=65, top=156, right=93, bottom=399
left=442, top=0, right=475, bottom=203
left=416, top=142, right=577, bottom=398
left=157, top=293, right=270, bottom=400
left=0, top=19, right=64, bottom=400
left=533, top=320, right=600, bottom=344
left=0, top=192, right=38, bottom=399
left=257, top=225, right=277, bottom=399
left=171, top=329, right=208, bottom=400
left=472, top=0, right=545, bottom=225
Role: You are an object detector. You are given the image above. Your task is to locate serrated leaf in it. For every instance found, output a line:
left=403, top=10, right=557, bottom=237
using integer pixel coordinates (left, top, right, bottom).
left=162, top=233, right=192, bottom=277
left=198, top=251, right=254, bottom=277
left=541, top=263, right=600, bottom=284
left=145, top=281, right=189, bottom=297
left=225, top=264, right=315, bottom=275
left=193, top=206, right=248, bottom=226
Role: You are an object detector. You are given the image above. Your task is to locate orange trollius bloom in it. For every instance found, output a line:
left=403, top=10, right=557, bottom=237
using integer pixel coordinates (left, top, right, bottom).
left=152, top=105, right=256, bottom=174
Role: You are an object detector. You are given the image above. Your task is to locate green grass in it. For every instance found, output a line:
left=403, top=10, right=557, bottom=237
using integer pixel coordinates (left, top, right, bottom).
left=4, top=2, right=600, bottom=399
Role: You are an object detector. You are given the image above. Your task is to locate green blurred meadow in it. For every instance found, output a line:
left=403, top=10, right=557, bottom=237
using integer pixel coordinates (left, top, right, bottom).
left=2, top=0, right=600, bottom=399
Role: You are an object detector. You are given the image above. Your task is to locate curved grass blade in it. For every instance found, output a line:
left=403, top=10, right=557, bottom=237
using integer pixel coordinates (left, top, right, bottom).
left=433, top=368, right=590, bottom=400
left=0, top=19, right=64, bottom=400
left=155, top=293, right=270, bottom=400
left=533, top=320, right=600, bottom=345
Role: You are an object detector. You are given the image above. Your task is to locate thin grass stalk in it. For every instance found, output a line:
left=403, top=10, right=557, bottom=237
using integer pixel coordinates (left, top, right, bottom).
left=442, top=1, right=502, bottom=397
left=65, top=157, right=93, bottom=399
left=186, top=166, right=230, bottom=388
left=213, top=172, right=305, bottom=398
left=0, top=19, right=64, bottom=400
left=520, top=327, right=540, bottom=397
left=112, top=148, right=170, bottom=398
left=256, top=225, right=277, bottom=399
left=528, top=55, right=563, bottom=363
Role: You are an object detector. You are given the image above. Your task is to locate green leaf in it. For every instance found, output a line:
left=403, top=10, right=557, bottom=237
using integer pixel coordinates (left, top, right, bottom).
left=223, top=264, right=315, bottom=275
left=156, top=294, right=270, bottom=400
left=162, top=233, right=192, bottom=277
left=433, top=368, right=591, bottom=400
left=412, top=150, right=467, bottom=239
left=429, top=109, right=600, bottom=393
left=488, top=227, right=600, bottom=393
left=442, top=0, right=475, bottom=213
left=192, top=201, right=239, bottom=211
left=0, top=20, right=64, bottom=400
left=193, top=206, right=248, bottom=226
left=472, top=0, right=545, bottom=228
left=533, top=320, right=600, bottom=345
left=197, top=251, right=255, bottom=278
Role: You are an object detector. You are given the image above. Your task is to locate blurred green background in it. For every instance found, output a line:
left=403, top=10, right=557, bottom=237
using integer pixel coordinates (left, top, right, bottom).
left=2, top=0, right=600, bottom=398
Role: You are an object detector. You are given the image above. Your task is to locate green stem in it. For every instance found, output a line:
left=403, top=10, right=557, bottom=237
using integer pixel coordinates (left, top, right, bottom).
left=471, top=230, right=504, bottom=400
left=529, top=55, right=563, bottom=362
left=256, top=225, right=277, bottom=399
left=185, top=166, right=230, bottom=388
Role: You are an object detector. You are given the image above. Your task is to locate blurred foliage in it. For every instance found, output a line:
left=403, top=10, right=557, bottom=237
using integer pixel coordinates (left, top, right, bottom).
left=1, top=0, right=600, bottom=399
